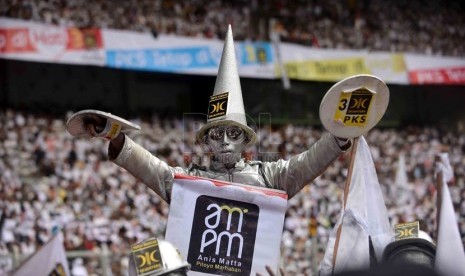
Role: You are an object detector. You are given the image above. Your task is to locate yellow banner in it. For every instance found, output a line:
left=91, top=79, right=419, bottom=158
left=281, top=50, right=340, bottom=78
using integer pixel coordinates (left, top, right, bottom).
left=279, top=54, right=407, bottom=82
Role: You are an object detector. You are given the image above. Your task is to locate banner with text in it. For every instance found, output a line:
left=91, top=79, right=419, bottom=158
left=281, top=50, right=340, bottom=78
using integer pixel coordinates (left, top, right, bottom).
left=0, top=18, right=105, bottom=65
left=404, top=55, right=465, bottom=84
left=165, top=174, right=288, bottom=276
left=278, top=43, right=409, bottom=84
left=103, top=29, right=275, bottom=78
left=2, top=18, right=465, bottom=85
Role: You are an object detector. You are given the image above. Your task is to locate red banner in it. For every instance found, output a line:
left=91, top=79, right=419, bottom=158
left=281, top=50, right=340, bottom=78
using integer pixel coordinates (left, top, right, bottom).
left=0, top=26, right=103, bottom=53
left=409, top=67, right=465, bottom=84
left=66, top=28, right=103, bottom=50
left=0, top=28, right=35, bottom=53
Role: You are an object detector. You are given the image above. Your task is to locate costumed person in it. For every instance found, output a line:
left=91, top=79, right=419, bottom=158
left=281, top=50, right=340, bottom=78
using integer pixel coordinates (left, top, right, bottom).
left=66, top=25, right=351, bottom=203
left=128, top=238, right=190, bottom=276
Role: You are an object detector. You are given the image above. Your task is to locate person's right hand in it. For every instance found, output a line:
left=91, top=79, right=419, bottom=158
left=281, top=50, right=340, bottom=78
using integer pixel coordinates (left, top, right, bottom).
left=83, top=114, right=108, bottom=138
left=82, top=115, right=123, bottom=140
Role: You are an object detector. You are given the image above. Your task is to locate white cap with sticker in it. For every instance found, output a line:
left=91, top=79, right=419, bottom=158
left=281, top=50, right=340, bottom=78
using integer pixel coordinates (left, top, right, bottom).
left=319, top=74, right=389, bottom=138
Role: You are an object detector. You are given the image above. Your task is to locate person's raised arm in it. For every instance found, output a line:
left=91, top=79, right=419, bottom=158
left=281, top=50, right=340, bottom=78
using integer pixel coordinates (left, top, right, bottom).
left=67, top=111, right=184, bottom=202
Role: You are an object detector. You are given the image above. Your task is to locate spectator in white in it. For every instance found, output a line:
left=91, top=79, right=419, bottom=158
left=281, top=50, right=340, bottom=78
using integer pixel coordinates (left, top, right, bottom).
left=71, top=257, right=88, bottom=276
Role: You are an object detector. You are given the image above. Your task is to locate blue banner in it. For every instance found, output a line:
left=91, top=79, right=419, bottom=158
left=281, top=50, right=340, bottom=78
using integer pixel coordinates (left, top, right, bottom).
left=106, top=46, right=218, bottom=71
left=106, top=42, right=274, bottom=72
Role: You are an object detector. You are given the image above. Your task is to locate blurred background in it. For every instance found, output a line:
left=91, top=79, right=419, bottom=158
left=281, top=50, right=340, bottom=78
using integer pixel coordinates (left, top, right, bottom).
left=1, top=0, right=464, bottom=275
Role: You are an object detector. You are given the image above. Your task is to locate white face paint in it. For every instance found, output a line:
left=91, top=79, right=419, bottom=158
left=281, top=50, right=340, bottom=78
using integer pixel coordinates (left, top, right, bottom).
left=206, top=126, right=247, bottom=167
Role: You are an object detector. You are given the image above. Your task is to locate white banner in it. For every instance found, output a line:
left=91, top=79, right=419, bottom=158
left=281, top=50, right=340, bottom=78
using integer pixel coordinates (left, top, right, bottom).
left=165, top=174, right=288, bottom=276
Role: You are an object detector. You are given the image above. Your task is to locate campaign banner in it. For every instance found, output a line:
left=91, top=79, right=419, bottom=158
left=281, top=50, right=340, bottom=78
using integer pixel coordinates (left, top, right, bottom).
left=0, top=17, right=105, bottom=65
left=279, top=43, right=409, bottom=84
left=404, top=54, right=465, bottom=85
left=103, top=29, right=275, bottom=78
left=165, top=174, right=288, bottom=276
left=408, top=67, right=465, bottom=84
left=2, top=17, right=465, bottom=85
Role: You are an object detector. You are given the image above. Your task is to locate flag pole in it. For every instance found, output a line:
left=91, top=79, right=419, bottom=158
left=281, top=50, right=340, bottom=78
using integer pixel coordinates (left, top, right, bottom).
left=435, top=165, right=444, bottom=240
left=332, top=137, right=359, bottom=273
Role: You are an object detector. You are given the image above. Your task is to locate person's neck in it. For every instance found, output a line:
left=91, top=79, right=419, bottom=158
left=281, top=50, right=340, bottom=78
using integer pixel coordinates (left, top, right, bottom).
left=210, top=155, right=242, bottom=172
left=223, top=162, right=236, bottom=170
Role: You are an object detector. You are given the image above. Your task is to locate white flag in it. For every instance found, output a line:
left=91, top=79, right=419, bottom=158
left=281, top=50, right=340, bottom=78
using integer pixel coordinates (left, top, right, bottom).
left=434, top=153, right=465, bottom=276
left=320, top=136, right=393, bottom=275
left=13, top=232, right=70, bottom=276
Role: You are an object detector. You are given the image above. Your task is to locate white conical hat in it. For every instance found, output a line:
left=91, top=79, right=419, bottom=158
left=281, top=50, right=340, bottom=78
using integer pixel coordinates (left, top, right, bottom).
left=196, top=25, right=257, bottom=147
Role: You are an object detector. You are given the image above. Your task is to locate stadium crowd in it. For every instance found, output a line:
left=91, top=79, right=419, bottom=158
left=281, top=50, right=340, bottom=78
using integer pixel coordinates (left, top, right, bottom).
left=1, top=109, right=464, bottom=275
left=1, top=0, right=464, bottom=57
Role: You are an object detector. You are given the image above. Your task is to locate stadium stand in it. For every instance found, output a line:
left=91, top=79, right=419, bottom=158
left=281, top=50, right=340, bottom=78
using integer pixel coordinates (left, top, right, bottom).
left=1, top=0, right=464, bottom=56
left=1, top=0, right=465, bottom=274
left=1, top=109, right=464, bottom=274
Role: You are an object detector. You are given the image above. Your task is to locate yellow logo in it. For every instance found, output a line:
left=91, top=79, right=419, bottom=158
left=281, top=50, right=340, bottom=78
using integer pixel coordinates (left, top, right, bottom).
left=349, top=97, right=371, bottom=109
left=137, top=250, right=159, bottom=267
left=210, top=101, right=226, bottom=114
left=131, top=239, right=163, bottom=274
left=220, top=205, right=248, bottom=214
left=395, top=221, right=419, bottom=240
left=333, top=87, right=375, bottom=127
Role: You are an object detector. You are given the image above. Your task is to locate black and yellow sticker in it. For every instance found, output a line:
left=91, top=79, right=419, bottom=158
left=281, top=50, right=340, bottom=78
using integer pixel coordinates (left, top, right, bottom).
left=131, top=239, right=164, bottom=275
left=208, top=92, right=229, bottom=120
left=395, top=221, right=419, bottom=240
left=334, top=88, right=374, bottom=127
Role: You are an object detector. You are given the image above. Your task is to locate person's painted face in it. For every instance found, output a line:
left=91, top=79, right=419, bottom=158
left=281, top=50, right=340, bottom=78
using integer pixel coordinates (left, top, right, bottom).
left=206, top=126, right=247, bottom=167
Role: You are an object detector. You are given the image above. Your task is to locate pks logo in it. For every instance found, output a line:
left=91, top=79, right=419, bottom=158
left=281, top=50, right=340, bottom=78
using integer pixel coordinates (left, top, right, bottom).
left=131, top=239, right=164, bottom=275
left=395, top=221, right=419, bottom=240
left=208, top=92, right=229, bottom=120
left=188, top=195, right=259, bottom=275
left=345, top=88, right=373, bottom=115
left=334, top=87, right=375, bottom=126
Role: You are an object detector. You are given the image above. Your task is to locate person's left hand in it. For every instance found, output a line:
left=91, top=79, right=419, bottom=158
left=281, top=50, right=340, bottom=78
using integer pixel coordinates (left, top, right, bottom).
left=335, top=136, right=352, bottom=150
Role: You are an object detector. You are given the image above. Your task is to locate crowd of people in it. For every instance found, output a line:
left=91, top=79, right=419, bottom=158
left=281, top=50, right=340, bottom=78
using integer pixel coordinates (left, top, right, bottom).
left=1, top=108, right=464, bottom=275
left=1, top=0, right=464, bottom=57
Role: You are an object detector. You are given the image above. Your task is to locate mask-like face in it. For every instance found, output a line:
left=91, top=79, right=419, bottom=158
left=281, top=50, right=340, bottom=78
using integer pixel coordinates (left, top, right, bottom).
left=205, top=125, right=247, bottom=167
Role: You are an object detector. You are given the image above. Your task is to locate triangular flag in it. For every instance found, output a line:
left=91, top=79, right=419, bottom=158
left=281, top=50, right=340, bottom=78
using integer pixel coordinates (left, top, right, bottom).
left=320, top=136, right=393, bottom=275
left=13, top=232, right=70, bottom=276
left=434, top=153, right=465, bottom=276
